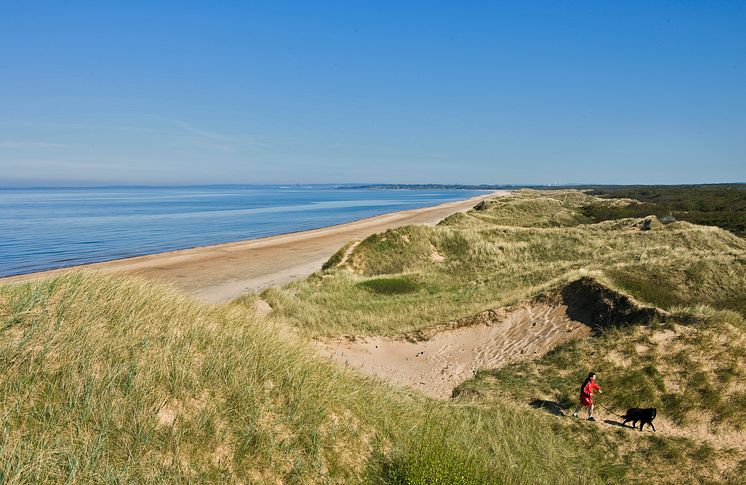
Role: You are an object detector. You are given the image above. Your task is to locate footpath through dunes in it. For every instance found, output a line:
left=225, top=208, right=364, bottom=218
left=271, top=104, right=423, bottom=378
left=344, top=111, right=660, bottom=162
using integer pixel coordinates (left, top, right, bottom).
left=1, top=273, right=642, bottom=484
left=260, top=189, right=746, bottom=482
left=0, top=190, right=504, bottom=303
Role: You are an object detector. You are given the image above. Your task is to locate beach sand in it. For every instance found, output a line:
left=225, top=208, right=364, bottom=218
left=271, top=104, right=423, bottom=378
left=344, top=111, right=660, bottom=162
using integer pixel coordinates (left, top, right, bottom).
left=1, top=190, right=507, bottom=302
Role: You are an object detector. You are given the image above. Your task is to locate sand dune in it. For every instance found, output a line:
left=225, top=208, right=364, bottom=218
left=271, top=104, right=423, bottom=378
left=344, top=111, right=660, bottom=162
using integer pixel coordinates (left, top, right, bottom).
left=317, top=303, right=592, bottom=398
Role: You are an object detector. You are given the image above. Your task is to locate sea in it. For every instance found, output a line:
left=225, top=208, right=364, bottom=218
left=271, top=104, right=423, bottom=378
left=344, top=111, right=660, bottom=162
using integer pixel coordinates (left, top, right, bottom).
left=0, top=185, right=486, bottom=277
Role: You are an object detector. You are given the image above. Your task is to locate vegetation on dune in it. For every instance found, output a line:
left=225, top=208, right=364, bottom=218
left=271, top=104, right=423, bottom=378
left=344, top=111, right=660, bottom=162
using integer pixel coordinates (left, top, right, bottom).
left=262, top=190, right=746, bottom=337
left=256, top=188, right=746, bottom=482
left=452, top=308, right=746, bottom=483
left=454, top=307, right=746, bottom=429
left=1, top=273, right=625, bottom=484
left=462, top=192, right=598, bottom=227
left=2, top=274, right=379, bottom=482
left=4, top=188, right=746, bottom=483
left=581, top=184, right=746, bottom=237
left=358, top=277, right=421, bottom=295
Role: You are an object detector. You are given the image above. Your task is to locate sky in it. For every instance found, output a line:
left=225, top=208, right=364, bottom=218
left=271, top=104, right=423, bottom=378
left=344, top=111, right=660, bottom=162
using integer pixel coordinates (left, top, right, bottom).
left=1, top=1, right=744, bottom=186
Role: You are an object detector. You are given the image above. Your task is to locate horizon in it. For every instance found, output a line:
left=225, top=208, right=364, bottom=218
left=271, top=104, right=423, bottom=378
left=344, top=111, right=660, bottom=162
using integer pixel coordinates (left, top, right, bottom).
left=1, top=2, right=745, bottom=185
left=3, top=181, right=746, bottom=190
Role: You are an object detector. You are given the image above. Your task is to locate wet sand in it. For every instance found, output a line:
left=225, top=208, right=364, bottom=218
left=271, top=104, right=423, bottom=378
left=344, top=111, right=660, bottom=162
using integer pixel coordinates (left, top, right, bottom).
left=1, top=190, right=507, bottom=302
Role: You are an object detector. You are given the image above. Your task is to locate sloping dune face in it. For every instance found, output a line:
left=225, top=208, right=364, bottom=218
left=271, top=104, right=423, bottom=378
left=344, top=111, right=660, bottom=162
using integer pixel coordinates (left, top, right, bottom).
left=316, top=278, right=661, bottom=398
left=317, top=302, right=589, bottom=398
left=0, top=273, right=647, bottom=484
left=260, top=189, right=746, bottom=483
left=266, top=189, right=746, bottom=338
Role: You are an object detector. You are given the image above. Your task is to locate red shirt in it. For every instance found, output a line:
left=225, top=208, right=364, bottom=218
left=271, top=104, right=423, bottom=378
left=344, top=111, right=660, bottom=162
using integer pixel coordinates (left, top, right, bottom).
left=580, top=380, right=601, bottom=405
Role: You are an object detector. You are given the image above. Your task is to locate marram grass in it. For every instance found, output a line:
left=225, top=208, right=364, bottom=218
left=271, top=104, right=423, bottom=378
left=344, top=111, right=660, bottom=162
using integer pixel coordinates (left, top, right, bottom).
left=262, top=190, right=746, bottom=337
left=2, top=272, right=617, bottom=484
left=3, top=189, right=746, bottom=483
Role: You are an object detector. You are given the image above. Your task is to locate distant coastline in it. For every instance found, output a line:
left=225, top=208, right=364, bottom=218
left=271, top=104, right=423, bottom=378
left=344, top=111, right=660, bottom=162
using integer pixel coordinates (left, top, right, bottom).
left=1, top=190, right=505, bottom=302
left=0, top=186, right=490, bottom=278
left=342, top=183, right=515, bottom=190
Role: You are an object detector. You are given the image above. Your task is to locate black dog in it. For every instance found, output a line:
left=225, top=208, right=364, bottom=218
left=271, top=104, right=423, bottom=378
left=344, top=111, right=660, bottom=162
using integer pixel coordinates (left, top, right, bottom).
left=621, top=407, right=657, bottom=431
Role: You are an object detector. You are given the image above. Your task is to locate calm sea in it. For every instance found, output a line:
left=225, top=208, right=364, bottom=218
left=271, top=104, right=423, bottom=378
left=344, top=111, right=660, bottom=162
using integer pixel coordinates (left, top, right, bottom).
left=0, top=185, right=485, bottom=277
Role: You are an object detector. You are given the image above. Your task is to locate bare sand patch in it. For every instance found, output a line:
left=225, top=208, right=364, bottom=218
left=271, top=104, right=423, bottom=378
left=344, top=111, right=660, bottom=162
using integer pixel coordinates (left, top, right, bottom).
left=338, top=240, right=361, bottom=268
left=429, top=243, right=446, bottom=262
left=254, top=298, right=273, bottom=315
left=317, top=303, right=592, bottom=398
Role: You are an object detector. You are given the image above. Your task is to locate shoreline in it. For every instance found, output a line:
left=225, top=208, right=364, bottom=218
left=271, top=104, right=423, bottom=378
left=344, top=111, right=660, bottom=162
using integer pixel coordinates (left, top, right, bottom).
left=1, top=190, right=507, bottom=302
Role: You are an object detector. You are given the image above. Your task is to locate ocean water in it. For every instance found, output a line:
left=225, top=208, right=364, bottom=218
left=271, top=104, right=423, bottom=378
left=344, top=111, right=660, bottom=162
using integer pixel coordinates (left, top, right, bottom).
left=0, top=185, right=485, bottom=277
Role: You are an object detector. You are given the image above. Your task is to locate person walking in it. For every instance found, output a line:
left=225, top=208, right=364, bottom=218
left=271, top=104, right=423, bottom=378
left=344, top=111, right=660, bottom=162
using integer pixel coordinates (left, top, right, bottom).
left=572, top=372, right=602, bottom=421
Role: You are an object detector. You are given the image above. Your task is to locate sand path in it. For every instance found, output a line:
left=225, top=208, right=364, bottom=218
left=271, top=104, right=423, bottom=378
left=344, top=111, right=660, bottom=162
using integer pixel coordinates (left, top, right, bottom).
left=1, top=191, right=507, bottom=302
left=317, top=303, right=592, bottom=398
left=317, top=304, right=746, bottom=453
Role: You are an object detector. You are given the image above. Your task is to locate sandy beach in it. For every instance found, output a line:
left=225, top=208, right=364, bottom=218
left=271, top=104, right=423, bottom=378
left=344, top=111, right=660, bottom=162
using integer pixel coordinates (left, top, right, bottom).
left=1, top=190, right=506, bottom=302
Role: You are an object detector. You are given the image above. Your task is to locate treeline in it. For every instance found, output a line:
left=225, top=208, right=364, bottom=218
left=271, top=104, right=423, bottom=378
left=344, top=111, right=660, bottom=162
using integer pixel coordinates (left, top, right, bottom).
left=580, top=184, right=746, bottom=236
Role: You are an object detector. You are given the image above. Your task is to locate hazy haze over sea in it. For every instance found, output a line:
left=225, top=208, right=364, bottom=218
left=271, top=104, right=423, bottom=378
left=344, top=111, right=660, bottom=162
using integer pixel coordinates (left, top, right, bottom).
left=0, top=185, right=485, bottom=277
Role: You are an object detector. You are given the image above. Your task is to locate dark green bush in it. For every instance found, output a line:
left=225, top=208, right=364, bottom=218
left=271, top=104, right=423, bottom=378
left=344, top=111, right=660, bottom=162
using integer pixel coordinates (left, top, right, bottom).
left=581, top=184, right=746, bottom=236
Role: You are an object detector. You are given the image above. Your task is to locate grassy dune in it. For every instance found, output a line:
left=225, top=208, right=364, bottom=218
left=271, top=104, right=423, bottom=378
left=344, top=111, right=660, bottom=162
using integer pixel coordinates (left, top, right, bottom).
left=3, top=189, right=746, bottom=483
left=2, top=273, right=624, bottom=484
left=255, top=189, right=746, bottom=482
left=455, top=306, right=746, bottom=427
left=451, top=304, right=746, bottom=483
left=261, top=190, right=746, bottom=337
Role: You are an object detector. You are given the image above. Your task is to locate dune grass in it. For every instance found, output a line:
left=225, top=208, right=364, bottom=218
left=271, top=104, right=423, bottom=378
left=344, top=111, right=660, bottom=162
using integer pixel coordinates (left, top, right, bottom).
left=260, top=190, right=746, bottom=337
left=250, top=189, right=746, bottom=482
left=4, top=189, right=746, bottom=483
left=450, top=307, right=746, bottom=483
left=357, top=277, right=421, bottom=295
left=2, top=272, right=632, bottom=484
left=454, top=307, right=746, bottom=429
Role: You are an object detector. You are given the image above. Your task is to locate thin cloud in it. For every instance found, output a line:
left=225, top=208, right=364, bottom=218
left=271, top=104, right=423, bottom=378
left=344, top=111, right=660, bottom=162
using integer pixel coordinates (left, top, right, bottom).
left=0, top=140, right=68, bottom=149
left=148, top=115, right=237, bottom=142
left=149, top=115, right=273, bottom=151
left=170, top=120, right=236, bottom=142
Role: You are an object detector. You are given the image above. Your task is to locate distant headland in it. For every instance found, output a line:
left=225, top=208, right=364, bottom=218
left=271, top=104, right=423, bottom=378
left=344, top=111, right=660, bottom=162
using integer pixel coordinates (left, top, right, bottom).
left=343, top=183, right=523, bottom=190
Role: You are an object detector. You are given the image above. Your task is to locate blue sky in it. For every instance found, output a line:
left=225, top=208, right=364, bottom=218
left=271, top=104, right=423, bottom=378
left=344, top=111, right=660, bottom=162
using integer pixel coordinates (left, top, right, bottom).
left=1, top=1, right=744, bottom=186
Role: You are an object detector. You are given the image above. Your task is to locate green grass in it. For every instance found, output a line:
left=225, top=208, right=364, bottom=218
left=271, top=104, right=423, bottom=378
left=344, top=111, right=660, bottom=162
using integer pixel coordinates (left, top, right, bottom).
left=1, top=272, right=635, bottom=484
left=4, top=188, right=746, bottom=483
left=453, top=308, right=746, bottom=430
left=261, top=190, right=746, bottom=337
left=450, top=308, right=746, bottom=482
left=255, top=189, right=746, bottom=482
left=581, top=184, right=746, bottom=236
